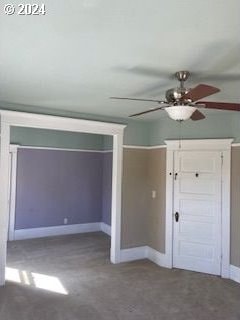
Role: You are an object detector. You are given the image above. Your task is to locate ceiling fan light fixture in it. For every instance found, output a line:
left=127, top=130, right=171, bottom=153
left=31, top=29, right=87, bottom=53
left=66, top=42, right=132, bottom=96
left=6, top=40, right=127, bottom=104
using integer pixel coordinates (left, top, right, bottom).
left=165, top=106, right=196, bottom=121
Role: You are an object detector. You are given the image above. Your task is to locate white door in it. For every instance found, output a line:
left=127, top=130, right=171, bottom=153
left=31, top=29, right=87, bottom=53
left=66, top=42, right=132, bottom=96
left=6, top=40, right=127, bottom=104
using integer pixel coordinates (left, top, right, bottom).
left=173, top=151, right=222, bottom=275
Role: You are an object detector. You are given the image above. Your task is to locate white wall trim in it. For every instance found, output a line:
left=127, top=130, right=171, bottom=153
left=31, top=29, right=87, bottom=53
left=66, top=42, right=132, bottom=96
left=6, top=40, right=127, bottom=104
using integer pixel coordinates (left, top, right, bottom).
left=119, top=246, right=240, bottom=286
left=230, top=265, right=240, bottom=284
left=10, top=145, right=113, bottom=153
left=14, top=143, right=240, bottom=151
left=165, top=139, right=233, bottom=151
left=100, top=223, right=111, bottom=236
left=123, top=144, right=166, bottom=150
left=0, top=110, right=126, bottom=285
left=13, top=223, right=102, bottom=240
left=110, top=133, right=124, bottom=263
left=102, top=150, right=113, bottom=153
left=0, top=110, right=125, bottom=135
left=120, top=246, right=148, bottom=262
left=12, top=223, right=112, bottom=240
left=0, top=122, right=10, bottom=286
left=221, top=150, right=231, bottom=278
left=165, top=148, right=174, bottom=269
left=120, top=246, right=169, bottom=268
left=123, top=145, right=149, bottom=149
left=8, top=147, right=18, bottom=241
left=165, top=138, right=233, bottom=278
left=147, top=247, right=170, bottom=268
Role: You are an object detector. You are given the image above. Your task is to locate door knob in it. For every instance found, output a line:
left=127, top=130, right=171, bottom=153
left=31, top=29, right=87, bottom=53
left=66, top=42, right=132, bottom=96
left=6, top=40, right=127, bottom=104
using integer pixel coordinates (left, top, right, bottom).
left=175, top=212, right=179, bottom=222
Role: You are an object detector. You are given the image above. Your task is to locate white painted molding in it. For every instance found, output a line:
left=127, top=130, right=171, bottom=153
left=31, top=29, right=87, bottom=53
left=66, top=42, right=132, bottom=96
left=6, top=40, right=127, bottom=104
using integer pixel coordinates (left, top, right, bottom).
left=165, top=139, right=234, bottom=151
left=123, top=144, right=166, bottom=150
left=0, top=122, right=10, bottom=286
left=120, top=246, right=148, bottom=262
left=147, top=247, right=171, bottom=268
left=147, top=145, right=166, bottom=149
left=10, top=145, right=113, bottom=153
left=221, top=150, right=231, bottom=278
left=12, top=222, right=112, bottom=241
left=8, top=149, right=18, bottom=241
left=110, top=133, right=124, bottom=263
left=232, top=143, right=240, bottom=147
left=13, top=223, right=102, bottom=240
left=0, top=110, right=125, bottom=285
left=119, top=246, right=169, bottom=267
left=101, top=223, right=111, bottom=236
left=123, top=145, right=149, bottom=150
left=0, top=110, right=126, bottom=135
left=165, top=148, right=174, bottom=269
left=230, top=265, right=240, bottom=284
left=102, top=150, right=113, bottom=153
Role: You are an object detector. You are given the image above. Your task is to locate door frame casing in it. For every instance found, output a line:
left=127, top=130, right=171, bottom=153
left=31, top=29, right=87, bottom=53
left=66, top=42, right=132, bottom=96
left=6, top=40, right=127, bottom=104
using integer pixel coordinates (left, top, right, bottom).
left=165, top=139, right=233, bottom=278
left=8, top=145, right=18, bottom=241
left=0, top=110, right=126, bottom=285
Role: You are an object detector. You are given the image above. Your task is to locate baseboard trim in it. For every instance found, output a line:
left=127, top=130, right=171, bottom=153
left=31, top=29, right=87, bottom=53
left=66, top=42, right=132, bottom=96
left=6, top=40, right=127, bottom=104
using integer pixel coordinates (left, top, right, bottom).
left=147, top=247, right=171, bottom=268
left=120, top=246, right=148, bottom=262
left=230, top=265, right=240, bottom=284
left=13, top=222, right=102, bottom=240
left=119, top=246, right=170, bottom=268
left=100, top=223, right=111, bottom=236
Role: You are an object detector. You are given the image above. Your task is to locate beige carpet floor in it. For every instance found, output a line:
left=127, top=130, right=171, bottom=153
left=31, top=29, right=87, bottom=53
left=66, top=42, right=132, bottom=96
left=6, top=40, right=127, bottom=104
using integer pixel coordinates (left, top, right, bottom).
left=0, top=232, right=240, bottom=320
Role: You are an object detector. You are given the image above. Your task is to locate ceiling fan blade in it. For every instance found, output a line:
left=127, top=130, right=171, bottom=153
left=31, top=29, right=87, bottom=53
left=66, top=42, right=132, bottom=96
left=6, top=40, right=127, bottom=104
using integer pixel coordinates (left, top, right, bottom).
left=182, top=84, right=220, bottom=102
left=129, top=107, right=165, bottom=117
left=190, top=109, right=206, bottom=121
left=116, top=66, right=172, bottom=79
left=110, top=97, right=167, bottom=103
left=197, top=101, right=240, bottom=111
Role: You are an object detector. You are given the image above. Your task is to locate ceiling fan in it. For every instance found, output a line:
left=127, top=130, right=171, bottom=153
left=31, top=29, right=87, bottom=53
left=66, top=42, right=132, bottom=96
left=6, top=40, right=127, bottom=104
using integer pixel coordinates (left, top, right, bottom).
left=110, top=71, right=240, bottom=121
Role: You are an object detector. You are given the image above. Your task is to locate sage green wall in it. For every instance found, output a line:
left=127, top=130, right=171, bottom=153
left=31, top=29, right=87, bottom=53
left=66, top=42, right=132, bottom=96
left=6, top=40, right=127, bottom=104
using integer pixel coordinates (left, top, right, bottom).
left=11, top=127, right=105, bottom=150
left=102, top=120, right=150, bottom=150
left=149, top=113, right=236, bottom=146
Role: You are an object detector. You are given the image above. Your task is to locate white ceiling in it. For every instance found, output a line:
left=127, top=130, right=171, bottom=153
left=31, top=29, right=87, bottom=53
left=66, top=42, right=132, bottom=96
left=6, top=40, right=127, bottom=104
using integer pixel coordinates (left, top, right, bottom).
left=0, top=0, right=239, bottom=120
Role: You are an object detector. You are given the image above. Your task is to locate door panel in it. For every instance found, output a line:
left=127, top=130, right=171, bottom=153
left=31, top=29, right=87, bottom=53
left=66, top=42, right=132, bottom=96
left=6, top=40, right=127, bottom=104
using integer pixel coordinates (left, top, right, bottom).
left=180, top=156, right=216, bottom=173
left=173, top=151, right=222, bottom=275
left=179, top=199, right=215, bottom=216
left=180, top=178, right=216, bottom=194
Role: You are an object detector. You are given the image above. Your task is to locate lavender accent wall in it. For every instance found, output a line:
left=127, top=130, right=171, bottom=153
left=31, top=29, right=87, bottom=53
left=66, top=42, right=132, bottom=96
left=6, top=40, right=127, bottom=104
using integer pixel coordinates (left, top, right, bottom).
left=15, top=149, right=110, bottom=230
left=102, top=152, right=113, bottom=226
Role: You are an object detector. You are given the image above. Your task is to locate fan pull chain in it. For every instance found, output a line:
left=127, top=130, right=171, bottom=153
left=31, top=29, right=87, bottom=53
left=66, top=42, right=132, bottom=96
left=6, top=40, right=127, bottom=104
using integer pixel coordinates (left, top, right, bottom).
left=178, top=120, right=182, bottom=149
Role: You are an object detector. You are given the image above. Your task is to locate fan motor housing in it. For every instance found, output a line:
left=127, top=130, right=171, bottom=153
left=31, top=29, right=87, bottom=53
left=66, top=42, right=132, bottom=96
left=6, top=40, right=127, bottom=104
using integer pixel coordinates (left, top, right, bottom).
left=165, top=87, right=191, bottom=103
